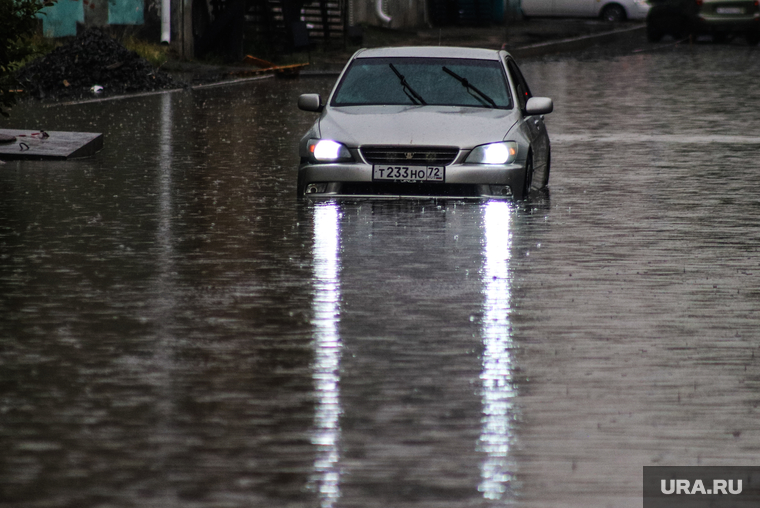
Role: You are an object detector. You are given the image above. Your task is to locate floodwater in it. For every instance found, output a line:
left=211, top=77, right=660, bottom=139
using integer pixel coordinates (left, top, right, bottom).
left=2, top=42, right=760, bottom=508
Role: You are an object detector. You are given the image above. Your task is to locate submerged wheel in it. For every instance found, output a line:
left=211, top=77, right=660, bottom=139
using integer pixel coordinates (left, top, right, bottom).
left=601, top=4, right=626, bottom=22
left=521, top=155, right=534, bottom=200
left=542, top=150, right=551, bottom=187
left=296, top=170, right=306, bottom=200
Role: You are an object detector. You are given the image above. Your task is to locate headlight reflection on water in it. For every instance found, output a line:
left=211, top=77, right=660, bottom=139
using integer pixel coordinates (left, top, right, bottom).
left=308, top=200, right=517, bottom=504
left=479, top=200, right=517, bottom=501
left=309, top=202, right=343, bottom=507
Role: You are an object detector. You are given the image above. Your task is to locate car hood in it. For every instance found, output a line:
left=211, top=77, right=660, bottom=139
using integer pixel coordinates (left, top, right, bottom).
left=318, top=105, right=519, bottom=148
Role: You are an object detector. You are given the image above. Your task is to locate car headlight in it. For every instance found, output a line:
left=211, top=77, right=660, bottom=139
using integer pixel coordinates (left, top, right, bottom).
left=308, top=139, right=352, bottom=162
left=466, top=141, right=518, bottom=164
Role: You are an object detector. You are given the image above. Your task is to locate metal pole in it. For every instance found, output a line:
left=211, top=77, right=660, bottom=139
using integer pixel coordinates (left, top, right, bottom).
left=162, top=0, right=172, bottom=43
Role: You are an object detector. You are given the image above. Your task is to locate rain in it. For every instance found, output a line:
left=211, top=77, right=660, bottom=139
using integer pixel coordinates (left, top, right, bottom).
left=2, top=25, right=760, bottom=508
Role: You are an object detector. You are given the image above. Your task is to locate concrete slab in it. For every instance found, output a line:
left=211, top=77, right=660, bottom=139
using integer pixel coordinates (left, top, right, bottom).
left=0, top=129, right=103, bottom=160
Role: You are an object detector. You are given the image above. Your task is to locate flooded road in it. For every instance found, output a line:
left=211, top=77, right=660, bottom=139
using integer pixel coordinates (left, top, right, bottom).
left=3, top=43, right=760, bottom=507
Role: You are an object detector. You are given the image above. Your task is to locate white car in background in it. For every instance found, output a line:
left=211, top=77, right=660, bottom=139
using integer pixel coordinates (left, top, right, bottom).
left=521, top=0, right=651, bottom=21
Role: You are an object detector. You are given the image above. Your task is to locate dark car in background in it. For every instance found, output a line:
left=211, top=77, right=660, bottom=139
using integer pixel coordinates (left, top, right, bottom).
left=647, top=0, right=760, bottom=43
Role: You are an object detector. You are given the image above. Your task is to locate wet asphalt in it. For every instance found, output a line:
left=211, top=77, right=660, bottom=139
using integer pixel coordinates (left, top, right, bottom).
left=2, top=37, right=760, bottom=508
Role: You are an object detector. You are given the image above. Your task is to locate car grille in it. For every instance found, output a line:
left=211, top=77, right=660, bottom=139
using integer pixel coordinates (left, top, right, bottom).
left=361, top=146, right=460, bottom=165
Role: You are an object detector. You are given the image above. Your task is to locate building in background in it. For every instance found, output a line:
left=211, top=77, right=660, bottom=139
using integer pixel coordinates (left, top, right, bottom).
left=39, top=0, right=150, bottom=38
left=38, top=0, right=519, bottom=58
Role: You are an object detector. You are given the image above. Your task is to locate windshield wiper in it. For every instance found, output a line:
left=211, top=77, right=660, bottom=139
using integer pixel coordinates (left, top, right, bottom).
left=442, top=66, right=497, bottom=108
left=389, top=63, right=427, bottom=105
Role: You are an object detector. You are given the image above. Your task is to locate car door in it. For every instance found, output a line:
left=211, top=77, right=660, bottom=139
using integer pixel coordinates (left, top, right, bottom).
left=521, top=0, right=554, bottom=16
left=505, top=58, right=549, bottom=182
left=552, top=0, right=597, bottom=16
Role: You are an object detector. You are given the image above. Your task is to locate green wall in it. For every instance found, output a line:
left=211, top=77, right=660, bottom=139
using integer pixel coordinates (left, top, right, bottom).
left=38, top=0, right=145, bottom=38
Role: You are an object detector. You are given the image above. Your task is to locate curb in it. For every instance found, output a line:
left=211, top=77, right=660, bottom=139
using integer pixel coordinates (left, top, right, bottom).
left=47, top=74, right=275, bottom=107
left=39, top=23, right=649, bottom=104
left=510, top=23, right=646, bottom=58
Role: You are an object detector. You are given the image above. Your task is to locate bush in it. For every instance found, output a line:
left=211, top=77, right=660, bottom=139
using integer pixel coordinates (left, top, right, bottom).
left=1, top=0, right=57, bottom=116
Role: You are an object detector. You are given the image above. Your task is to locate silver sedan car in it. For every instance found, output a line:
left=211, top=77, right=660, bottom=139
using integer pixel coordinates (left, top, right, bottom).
left=297, top=46, right=553, bottom=200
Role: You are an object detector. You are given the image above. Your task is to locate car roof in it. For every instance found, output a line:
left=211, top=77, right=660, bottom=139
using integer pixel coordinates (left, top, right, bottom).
left=353, top=46, right=508, bottom=61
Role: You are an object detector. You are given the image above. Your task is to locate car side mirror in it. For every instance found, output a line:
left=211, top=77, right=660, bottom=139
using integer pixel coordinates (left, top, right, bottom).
left=525, top=97, right=553, bottom=116
left=298, top=93, right=323, bottom=112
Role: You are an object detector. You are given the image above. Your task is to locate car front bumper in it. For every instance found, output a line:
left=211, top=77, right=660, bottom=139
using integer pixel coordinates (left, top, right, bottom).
left=298, top=161, right=527, bottom=199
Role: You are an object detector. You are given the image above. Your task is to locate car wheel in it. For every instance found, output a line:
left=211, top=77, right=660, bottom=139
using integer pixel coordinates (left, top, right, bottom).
left=713, top=33, right=727, bottom=43
left=521, top=154, right=534, bottom=200
left=542, top=150, right=551, bottom=187
left=747, top=31, right=760, bottom=45
left=296, top=171, right=306, bottom=200
left=601, top=4, right=626, bottom=22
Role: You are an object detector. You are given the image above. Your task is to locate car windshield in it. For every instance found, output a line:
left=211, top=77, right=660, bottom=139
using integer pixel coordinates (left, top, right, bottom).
left=331, top=57, right=513, bottom=109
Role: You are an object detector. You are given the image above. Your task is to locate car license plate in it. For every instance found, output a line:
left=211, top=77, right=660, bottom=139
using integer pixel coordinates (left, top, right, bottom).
left=372, top=165, right=445, bottom=182
left=716, top=6, right=744, bottom=14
